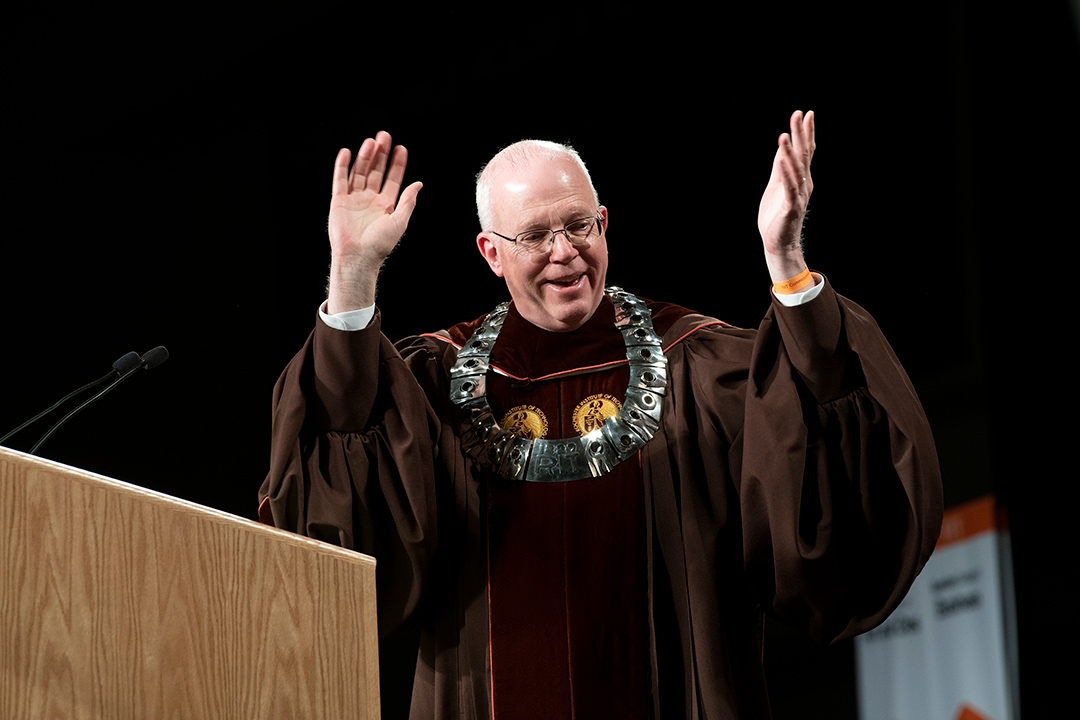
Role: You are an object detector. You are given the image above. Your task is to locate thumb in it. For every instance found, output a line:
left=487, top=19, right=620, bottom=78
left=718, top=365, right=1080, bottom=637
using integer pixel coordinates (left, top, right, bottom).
left=393, top=181, right=423, bottom=224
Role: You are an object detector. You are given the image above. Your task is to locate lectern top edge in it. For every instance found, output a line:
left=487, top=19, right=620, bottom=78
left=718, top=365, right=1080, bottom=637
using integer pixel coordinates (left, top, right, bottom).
left=0, top=445, right=376, bottom=568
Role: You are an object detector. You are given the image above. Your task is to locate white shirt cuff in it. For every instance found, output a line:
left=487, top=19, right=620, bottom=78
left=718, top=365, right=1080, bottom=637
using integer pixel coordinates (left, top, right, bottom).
left=318, top=301, right=375, bottom=331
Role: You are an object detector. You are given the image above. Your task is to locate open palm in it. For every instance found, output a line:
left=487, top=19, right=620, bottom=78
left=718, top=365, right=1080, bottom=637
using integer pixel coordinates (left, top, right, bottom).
left=329, top=131, right=422, bottom=268
left=757, top=111, right=815, bottom=261
left=326, top=131, right=422, bottom=313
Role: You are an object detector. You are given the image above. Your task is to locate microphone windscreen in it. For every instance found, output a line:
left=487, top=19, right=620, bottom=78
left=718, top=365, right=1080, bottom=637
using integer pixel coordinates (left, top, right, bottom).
left=141, top=346, right=169, bottom=370
left=112, top=351, right=142, bottom=374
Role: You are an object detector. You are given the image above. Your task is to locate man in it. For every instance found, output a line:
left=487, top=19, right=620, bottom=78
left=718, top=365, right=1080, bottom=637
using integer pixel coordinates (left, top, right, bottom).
left=259, top=112, right=943, bottom=719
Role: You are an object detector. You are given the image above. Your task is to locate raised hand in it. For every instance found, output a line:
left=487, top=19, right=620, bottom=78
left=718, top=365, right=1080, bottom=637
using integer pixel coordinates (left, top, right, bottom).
left=757, top=110, right=815, bottom=284
left=327, top=131, right=422, bottom=314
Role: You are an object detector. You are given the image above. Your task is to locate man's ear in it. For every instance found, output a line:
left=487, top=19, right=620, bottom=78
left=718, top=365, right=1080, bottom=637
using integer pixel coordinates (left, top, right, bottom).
left=476, top=232, right=505, bottom=277
left=599, top=205, right=609, bottom=234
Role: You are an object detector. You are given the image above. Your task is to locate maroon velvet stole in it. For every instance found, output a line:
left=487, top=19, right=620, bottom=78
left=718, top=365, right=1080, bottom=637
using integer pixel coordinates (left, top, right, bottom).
left=447, top=297, right=693, bottom=720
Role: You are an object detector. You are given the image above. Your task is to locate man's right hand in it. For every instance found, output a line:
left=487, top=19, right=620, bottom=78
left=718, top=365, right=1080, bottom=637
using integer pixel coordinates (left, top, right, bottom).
left=327, top=131, right=422, bottom=314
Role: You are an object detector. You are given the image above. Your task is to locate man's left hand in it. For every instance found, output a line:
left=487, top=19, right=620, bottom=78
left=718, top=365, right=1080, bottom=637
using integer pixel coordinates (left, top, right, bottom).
left=757, top=110, right=816, bottom=284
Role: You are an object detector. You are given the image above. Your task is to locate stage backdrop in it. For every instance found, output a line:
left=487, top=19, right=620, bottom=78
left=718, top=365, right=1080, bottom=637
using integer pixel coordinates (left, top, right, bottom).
left=855, top=496, right=1019, bottom=720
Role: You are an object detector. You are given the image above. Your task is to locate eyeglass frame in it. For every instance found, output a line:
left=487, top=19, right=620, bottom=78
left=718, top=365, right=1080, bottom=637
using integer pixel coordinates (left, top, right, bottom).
left=487, top=213, right=605, bottom=253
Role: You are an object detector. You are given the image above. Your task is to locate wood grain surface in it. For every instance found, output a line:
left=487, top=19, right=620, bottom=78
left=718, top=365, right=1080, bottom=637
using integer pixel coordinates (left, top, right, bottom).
left=0, top=447, right=380, bottom=720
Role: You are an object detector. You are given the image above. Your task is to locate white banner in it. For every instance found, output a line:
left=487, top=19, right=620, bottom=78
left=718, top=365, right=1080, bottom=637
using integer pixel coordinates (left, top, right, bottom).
left=855, top=496, right=1019, bottom=720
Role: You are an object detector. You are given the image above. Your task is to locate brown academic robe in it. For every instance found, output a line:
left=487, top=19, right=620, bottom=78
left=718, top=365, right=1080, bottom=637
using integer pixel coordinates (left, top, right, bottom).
left=258, top=280, right=943, bottom=719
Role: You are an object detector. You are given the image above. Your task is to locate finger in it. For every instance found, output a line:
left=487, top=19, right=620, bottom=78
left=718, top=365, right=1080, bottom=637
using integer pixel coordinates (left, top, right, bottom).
left=381, top=144, right=409, bottom=200
left=364, top=131, right=393, bottom=192
left=332, top=148, right=351, bottom=196
left=349, top=137, right=377, bottom=192
left=777, top=134, right=806, bottom=197
left=789, top=110, right=810, bottom=166
left=794, top=110, right=816, bottom=167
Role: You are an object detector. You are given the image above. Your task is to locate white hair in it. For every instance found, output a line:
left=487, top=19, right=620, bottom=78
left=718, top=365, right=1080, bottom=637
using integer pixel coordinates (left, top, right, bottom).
left=475, top=139, right=599, bottom=231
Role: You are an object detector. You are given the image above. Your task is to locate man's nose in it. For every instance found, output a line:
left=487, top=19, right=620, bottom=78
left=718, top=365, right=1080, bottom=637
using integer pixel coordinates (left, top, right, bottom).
left=547, top=231, right=580, bottom=261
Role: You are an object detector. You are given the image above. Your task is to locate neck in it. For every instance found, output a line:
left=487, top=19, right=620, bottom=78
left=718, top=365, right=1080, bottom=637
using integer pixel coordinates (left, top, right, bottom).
left=515, top=296, right=606, bottom=334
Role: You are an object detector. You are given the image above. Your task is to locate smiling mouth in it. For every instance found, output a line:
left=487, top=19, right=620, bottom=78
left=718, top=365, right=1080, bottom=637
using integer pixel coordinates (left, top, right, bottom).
left=547, top=273, right=586, bottom=289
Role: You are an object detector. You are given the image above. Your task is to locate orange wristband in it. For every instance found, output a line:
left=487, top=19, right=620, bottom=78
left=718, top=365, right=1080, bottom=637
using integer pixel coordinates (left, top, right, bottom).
left=773, top=267, right=813, bottom=294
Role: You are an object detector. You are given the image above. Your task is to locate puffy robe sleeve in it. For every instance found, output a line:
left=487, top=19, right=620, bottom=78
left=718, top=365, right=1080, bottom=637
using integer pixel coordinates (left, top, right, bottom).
left=258, top=309, right=444, bottom=635
left=652, top=280, right=942, bottom=649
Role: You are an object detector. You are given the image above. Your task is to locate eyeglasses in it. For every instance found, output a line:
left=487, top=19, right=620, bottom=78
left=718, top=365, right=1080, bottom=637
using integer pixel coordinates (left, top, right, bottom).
left=489, top=215, right=603, bottom=254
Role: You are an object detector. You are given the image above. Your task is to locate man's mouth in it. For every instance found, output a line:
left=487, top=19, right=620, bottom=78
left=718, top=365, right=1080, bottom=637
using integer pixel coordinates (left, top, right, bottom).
left=546, top=273, right=586, bottom=290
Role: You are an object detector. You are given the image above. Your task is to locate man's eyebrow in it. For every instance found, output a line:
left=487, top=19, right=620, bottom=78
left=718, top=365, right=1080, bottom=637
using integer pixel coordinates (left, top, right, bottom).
left=512, top=205, right=595, bottom=232
left=546, top=208, right=597, bottom=227
left=519, top=217, right=550, bottom=231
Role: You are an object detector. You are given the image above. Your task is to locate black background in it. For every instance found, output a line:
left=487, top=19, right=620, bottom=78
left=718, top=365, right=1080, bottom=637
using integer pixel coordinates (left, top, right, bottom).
left=4, top=2, right=1074, bottom=717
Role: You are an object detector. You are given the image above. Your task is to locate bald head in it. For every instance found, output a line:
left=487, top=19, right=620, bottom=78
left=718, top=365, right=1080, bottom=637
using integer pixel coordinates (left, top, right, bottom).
left=475, top=140, right=599, bottom=231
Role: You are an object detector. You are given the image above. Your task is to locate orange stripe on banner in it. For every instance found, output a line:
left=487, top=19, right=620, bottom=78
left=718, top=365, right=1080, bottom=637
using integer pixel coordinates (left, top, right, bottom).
left=936, top=495, right=1009, bottom=550
left=956, top=704, right=991, bottom=720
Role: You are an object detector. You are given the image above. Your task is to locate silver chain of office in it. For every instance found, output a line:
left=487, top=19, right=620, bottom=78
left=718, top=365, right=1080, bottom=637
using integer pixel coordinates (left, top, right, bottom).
left=450, top=287, right=668, bottom=482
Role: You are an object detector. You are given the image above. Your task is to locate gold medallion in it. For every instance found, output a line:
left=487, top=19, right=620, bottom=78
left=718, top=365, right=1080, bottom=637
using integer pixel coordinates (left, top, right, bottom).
left=500, top=405, right=549, bottom=440
left=572, top=394, right=623, bottom=436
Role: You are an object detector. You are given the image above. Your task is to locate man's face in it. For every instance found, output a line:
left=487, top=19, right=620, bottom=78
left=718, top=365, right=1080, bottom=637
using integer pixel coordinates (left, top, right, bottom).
left=476, top=156, right=608, bottom=333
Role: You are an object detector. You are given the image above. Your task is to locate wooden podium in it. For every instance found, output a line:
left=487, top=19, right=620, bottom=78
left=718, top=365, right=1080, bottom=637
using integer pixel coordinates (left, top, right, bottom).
left=0, top=447, right=380, bottom=719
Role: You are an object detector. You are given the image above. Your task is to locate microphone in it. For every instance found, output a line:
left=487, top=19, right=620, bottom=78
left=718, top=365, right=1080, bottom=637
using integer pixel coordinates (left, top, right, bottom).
left=27, top=346, right=170, bottom=456
left=140, top=345, right=169, bottom=370
left=1, top=350, right=143, bottom=446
